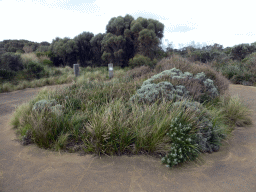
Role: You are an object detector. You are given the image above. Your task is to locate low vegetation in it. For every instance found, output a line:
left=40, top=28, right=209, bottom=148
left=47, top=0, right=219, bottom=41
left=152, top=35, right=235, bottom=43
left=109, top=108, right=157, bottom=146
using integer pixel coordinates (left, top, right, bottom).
left=6, top=53, right=253, bottom=169
left=1, top=13, right=255, bottom=169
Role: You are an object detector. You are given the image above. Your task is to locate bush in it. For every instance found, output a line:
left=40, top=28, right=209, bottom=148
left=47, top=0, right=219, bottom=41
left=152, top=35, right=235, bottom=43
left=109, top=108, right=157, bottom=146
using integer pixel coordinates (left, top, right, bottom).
left=0, top=69, right=17, bottom=80
left=161, top=101, right=226, bottom=168
left=36, top=45, right=49, bottom=53
left=36, top=52, right=44, bottom=58
left=16, top=49, right=25, bottom=54
left=42, top=59, right=54, bottom=67
left=161, top=111, right=201, bottom=168
left=23, top=61, right=45, bottom=79
left=230, top=44, right=256, bottom=61
left=152, top=54, right=230, bottom=96
left=129, top=68, right=220, bottom=105
left=0, top=52, right=24, bottom=72
left=128, top=54, right=158, bottom=69
left=241, top=52, right=256, bottom=71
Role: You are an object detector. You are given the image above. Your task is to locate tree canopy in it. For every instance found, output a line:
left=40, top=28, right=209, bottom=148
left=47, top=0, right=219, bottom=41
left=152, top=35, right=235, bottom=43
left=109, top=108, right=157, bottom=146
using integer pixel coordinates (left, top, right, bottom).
left=74, top=31, right=94, bottom=67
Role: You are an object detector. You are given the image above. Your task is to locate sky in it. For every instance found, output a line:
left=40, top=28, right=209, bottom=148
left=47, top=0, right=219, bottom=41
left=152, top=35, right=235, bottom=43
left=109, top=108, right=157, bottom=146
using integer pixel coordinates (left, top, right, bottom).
left=1, top=0, right=256, bottom=51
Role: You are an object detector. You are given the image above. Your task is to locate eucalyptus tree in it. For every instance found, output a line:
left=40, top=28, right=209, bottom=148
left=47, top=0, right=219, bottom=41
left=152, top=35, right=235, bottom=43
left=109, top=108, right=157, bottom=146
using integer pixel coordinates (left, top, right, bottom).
left=138, top=28, right=160, bottom=60
left=101, top=33, right=127, bottom=67
left=125, top=17, right=164, bottom=60
left=74, top=31, right=94, bottom=67
left=50, top=37, right=78, bottom=67
left=102, top=14, right=165, bottom=68
left=89, top=33, right=106, bottom=67
left=48, top=37, right=62, bottom=67
left=103, top=14, right=135, bottom=67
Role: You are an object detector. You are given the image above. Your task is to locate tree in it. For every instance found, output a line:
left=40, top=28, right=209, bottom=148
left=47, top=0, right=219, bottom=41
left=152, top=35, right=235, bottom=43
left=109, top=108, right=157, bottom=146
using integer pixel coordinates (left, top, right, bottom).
left=106, top=14, right=134, bottom=36
left=138, top=29, right=160, bottom=60
left=101, top=33, right=126, bottom=67
left=51, top=37, right=78, bottom=67
left=48, top=37, right=63, bottom=67
left=65, top=39, right=79, bottom=66
left=104, top=15, right=165, bottom=67
left=127, top=17, right=164, bottom=58
left=74, top=31, right=94, bottom=67
left=90, top=33, right=107, bottom=67
left=0, top=52, right=24, bottom=72
left=36, top=45, right=49, bottom=52
left=230, top=43, right=256, bottom=61
left=40, top=41, right=50, bottom=46
left=127, top=21, right=143, bottom=55
left=104, top=14, right=135, bottom=67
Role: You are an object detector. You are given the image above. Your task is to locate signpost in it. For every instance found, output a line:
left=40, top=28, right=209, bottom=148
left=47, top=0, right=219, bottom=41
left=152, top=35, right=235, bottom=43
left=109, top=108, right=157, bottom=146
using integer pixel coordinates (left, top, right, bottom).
left=108, top=63, right=113, bottom=79
left=73, top=64, right=79, bottom=77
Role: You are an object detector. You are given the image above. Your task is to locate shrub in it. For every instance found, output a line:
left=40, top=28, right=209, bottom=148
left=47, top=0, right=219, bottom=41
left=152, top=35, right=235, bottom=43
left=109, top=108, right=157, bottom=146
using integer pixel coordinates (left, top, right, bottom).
left=36, top=52, right=44, bottom=58
left=36, top=46, right=49, bottom=53
left=129, top=81, right=191, bottom=106
left=129, top=68, right=220, bottom=105
left=220, top=60, right=244, bottom=80
left=161, top=111, right=201, bottom=168
left=160, top=99, right=227, bottom=168
left=0, top=52, right=24, bottom=72
left=153, top=54, right=230, bottom=96
left=23, top=61, right=45, bottom=79
left=230, top=43, right=256, bottom=61
left=16, top=49, right=25, bottom=54
left=241, top=52, right=256, bottom=71
left=42, top=59, right=54, bottom=67
left=128, top=54, right=158, bottom=69
left=0, top=69, right=17, bottom=80
left=172, top=100, right=226, bottom=153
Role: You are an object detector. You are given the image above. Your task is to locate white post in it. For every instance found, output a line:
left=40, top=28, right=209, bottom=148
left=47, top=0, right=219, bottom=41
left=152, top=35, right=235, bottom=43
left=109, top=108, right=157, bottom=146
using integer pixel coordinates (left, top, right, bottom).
left=73, top=64, right=79, bottom=77
left=108, top=63, right=113, bottom=79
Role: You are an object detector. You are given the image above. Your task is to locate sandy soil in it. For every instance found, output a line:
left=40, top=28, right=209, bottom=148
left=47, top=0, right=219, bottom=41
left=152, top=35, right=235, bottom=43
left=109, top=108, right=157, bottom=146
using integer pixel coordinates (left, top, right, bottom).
left=0, top=83, right=256, bottom=192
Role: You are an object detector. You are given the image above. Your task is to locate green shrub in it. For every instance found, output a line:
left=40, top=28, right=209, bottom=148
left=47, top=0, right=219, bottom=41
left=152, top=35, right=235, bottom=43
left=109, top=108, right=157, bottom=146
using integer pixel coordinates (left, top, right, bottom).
left=16, top=49, right=25, bottom=54
left=128, top=54, right=157, bottom=69
left=42, top=59, right=54, bottom=67
left=220, top=60, right=242, bottom=79
left=24, top=61, right=45, bottom=79
left=0, top=52, right=24, bottom=72
left=230, top=44, right=256, bottom=61
left=241, top=52, right=256, bottom=69
left=0, top=69, right=17, bottom=80
left=161, top=111, right=201, bottom=168
left=36, top=52, right=44, bottom=58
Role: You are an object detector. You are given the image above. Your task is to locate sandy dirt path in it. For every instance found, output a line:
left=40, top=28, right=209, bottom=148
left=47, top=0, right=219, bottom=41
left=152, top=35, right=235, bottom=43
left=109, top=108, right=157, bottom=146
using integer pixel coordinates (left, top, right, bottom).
left=0, top=83, right=256, bottom=192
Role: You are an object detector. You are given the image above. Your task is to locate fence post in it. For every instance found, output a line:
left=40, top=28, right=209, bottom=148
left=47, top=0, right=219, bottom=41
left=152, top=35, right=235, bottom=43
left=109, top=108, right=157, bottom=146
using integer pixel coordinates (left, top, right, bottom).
left=73, top=64, right=79, bottom=77
left=108, top=63, right=113, bottom=79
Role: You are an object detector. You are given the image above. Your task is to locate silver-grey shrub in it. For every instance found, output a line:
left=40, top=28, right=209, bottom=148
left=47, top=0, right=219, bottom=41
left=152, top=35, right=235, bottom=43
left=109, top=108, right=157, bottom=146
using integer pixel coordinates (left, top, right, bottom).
left=129, top=81, right=191, bottom=106
left=129, top=68, right=219, bottom=106
left=32, top=99, right=64, bottom=116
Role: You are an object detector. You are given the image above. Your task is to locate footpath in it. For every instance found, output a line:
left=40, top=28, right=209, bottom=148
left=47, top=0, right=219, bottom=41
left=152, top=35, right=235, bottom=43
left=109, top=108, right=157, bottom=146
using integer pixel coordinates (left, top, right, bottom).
left=0, top=83, right=255, bottom=192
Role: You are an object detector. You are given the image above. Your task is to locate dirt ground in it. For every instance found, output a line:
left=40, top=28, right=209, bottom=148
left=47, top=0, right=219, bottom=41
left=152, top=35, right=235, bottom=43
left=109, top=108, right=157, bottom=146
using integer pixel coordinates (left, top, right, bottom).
left=0, top=83, right=256, bottom=192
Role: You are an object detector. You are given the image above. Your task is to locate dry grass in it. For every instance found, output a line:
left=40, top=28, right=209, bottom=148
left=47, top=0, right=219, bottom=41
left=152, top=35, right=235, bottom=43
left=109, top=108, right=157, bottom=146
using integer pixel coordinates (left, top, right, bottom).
left=20, top=52, right=40, bottom=64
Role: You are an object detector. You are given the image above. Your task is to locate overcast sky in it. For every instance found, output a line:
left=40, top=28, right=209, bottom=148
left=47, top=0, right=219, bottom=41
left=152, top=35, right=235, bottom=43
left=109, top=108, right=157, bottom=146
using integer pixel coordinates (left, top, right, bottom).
left=1, top=0, right=256, bottom=50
